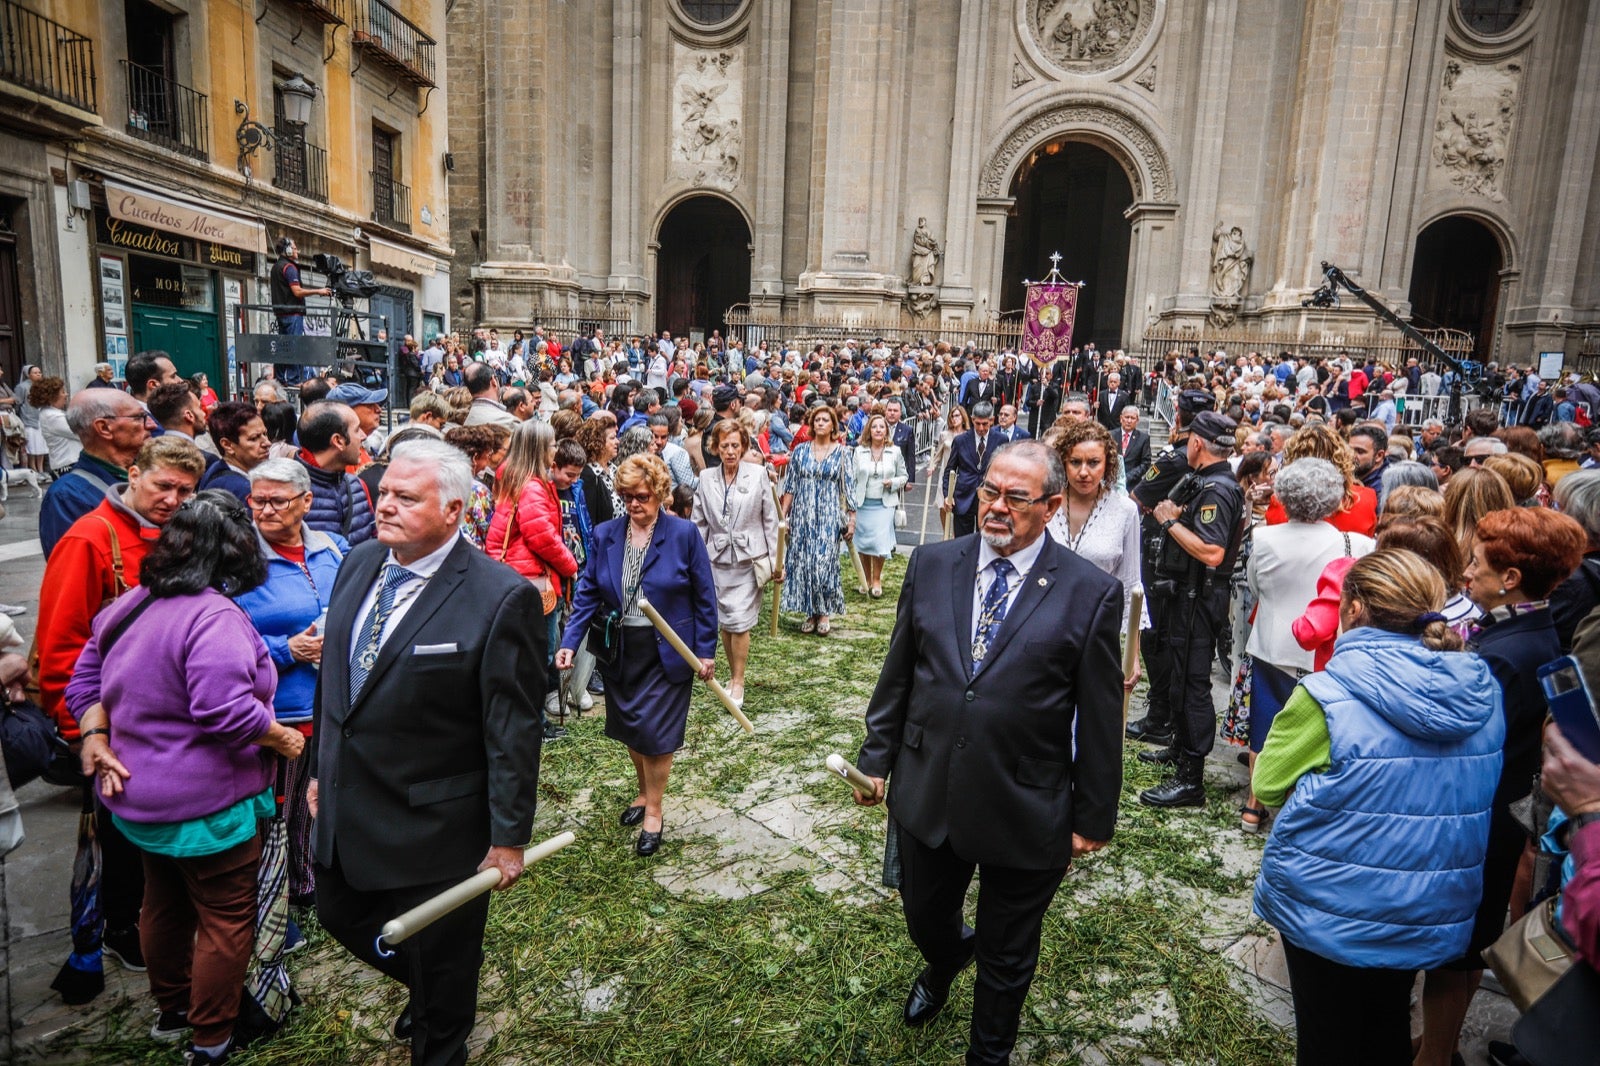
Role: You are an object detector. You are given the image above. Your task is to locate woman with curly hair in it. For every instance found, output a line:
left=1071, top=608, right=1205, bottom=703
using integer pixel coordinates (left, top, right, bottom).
left=1044, top=419, right=1144, bottom=646
left=575, top=412, right=621, bottom=528
left=1263, top=422, right=1376, bottom=535
left=443, top=423, right=512, bottom=547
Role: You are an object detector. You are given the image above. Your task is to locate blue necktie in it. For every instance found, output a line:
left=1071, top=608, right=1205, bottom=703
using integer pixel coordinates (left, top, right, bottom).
left=349, top=564, right=417, bottom=703
left=971, top=558, right=1015, bottom=669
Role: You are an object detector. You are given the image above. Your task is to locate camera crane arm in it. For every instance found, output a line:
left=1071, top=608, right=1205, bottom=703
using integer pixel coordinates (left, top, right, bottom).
left=1302, top=260, right=1480, bottom=424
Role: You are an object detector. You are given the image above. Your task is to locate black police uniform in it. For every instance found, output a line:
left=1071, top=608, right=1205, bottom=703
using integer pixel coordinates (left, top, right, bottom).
left=1127, top=429, right=1193, bottom=742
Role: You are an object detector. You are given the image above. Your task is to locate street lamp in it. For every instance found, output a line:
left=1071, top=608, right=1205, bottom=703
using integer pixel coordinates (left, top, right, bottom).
left=235, top=74, right=318, bottom=177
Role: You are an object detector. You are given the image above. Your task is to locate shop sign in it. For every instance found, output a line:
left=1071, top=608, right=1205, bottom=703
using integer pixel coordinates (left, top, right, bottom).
left=96, top=209, right=193, bottom=260
left=105, top=181, right=267, bottom=254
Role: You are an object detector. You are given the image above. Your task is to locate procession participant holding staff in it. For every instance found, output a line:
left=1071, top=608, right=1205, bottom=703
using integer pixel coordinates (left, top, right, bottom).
left=691, top=420, right=780, bottom=707
left=853, top=440, right=1124, bottom=1066
left=308, top=439, right=545, bottom=1066
left=557, top=454, right=718, bottom=857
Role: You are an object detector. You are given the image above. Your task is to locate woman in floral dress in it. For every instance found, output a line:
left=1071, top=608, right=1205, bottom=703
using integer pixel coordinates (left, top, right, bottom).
left=780, top=406, right=855, bottom=634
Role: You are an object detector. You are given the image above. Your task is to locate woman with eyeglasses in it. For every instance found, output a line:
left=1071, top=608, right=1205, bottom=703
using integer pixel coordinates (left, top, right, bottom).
left=233, top=459, right=348, bottom=933
left=781, top=406, right=855, bottom=635
left=556, top=454, right=717, bottom=856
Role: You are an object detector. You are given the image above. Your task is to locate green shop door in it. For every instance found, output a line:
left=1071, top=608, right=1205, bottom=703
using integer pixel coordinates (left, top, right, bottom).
left=131, top=305, right=221, bottom=385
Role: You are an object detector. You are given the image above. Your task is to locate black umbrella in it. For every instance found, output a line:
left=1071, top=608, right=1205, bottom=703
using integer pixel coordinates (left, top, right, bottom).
left=49, top=784, right=105, bottom=1004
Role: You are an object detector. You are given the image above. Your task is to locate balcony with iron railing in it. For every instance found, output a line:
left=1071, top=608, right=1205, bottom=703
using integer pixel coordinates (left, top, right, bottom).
left=283, top=0, right=348, bottom=26
left=123, top=60, right=208, bottom=160
left=370, top=170, right=410, bottom=232
left=0, top=0, right=98, bottom=118
left=351, top=0, right=435, bottom=87
left=273, top=126, right=329, bottom=202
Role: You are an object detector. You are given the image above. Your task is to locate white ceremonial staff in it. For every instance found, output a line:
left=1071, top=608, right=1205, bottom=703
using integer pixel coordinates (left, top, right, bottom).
left=375, top=831, right=577, bottom=957
left=1122, top=589, right=1144, bottom=723
left=848, top=539, right=869, bottom=594
left=918, top=475, right=934, bottom=543
left=637, top=597, right=756, bottom=735
left=942, top=470, right=956, bottom=540
left=825, top=752, right=876, bottom=795
left=769, top=520, right=788, bottom=638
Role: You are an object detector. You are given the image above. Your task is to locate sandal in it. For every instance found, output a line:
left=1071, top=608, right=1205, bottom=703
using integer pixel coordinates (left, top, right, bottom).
left=870, top=585, right=883, bottom=599
left=816, top=617, right=832, bottom=636
left=800, top=617, right=818, bottom=634
left=1239, top=806, right=1267, bottom=834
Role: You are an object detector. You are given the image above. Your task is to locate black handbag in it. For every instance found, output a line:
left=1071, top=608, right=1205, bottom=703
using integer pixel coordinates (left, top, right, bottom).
left=1, top=691, right=72, bottom=788
left=586, top=609, right=622, bottom=667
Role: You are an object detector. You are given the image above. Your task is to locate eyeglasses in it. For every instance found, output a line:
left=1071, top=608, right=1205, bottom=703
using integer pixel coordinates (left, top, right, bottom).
left=620, top=491, right=656, bottom=505
left=977, top=482, right=1053, bottom=509
left=249, top=494, right=308, bottom=513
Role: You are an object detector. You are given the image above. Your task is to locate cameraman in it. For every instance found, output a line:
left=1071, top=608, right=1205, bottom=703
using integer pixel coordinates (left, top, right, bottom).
left=1128, top=388, right=1216, bottom=749
left=1138, top=410, right=1245, bottom=809
left=271, top=238, right=332, bottom=387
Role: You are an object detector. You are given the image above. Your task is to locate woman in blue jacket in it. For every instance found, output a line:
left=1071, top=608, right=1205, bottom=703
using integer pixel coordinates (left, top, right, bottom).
left=1252, top=549, right=1503, bottom=1065
left=233, top=458, right=347, bottom=916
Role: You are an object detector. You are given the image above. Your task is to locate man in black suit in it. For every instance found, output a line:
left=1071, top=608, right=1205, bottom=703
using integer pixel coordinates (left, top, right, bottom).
left=960, top=363, right=997, bottom=411
left=309, top=438, right=544, bottom=1066
left=1116, top=405, right=1152, bottom=488
left=940, top=402, right=1002, bottom=537
left=885, top=396, right=917, bottom=483
left=1095, top=371, right=1132, bottom=430
left=993, top=403, right=1031, bottom=443
left=855, top=439, right=1123, bottom=1066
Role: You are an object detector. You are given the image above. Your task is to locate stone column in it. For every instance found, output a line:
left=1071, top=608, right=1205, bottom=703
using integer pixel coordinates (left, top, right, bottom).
left=1528, top=6, right=1600, bottom=326
left=938, top=0, right=993, bottom=314
left=1124, top=201, right=1180, bottom=341
left=608, top=0, right=646, bottom=297
left=749, top=0, right=793, bottom=304
left=973, top=196, right=1014, bottom=321
left=1171, top=0, right=1240, bottom=315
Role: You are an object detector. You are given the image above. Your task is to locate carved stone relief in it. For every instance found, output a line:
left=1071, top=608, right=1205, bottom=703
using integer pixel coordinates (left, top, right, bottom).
left=905, top=290, right=939, bottom=320
left=1025, top=0, right=1153, bottom=74
left=1134, top=63, right=1156, bottom=92
left=1432, top=57, right=1519, bottom=203
left=907, top=217, right=943, bottom=287
left=1208, top=221, right=1252, bottom=328
left=980, top=102, right=1172, bottom=200
left=671, top=43, right=744, bottom=190
left=1011, top=55, right=1036, bottom=89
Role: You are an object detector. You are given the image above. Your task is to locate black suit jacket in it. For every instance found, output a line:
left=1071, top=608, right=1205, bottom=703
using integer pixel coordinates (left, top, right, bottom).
left=1095, top=389, right=1133, bottom=431
left=311, top=537, right=546, bottom=891
left=856, top=535, right=1124, bottom=869
left=890, top=421, right=916, bottom=483
left=1118, top=428, right=1152, bottom=487
left=941, top=428, right=1005, bottom=514
left=960, top=378, right=996, bottom=410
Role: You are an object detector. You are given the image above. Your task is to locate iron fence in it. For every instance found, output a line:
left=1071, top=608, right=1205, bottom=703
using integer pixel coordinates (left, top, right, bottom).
left=1128, top=322, right=1477, bottom=376
left=0, top=0, right=97, bottom=112
left=722, top=305, right=1025, bottom=355
left=284, top=0, right=348, bottom=25
left=273, top=127, right=328, bottom=202
left=526, top=305, right=639, bottom=343
left=370, top=171, right=410, bottom=232
left=352, top=0, right=435, bottom=86
left=123, top=60, right=208, bottom=160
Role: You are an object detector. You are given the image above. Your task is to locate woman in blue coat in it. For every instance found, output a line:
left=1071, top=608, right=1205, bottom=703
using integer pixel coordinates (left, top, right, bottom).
left=557, top=454, right=718, bottom=856
left=232, top=458, right=347, bottom=911
left=1253, top=549, right=1503, bottom=1065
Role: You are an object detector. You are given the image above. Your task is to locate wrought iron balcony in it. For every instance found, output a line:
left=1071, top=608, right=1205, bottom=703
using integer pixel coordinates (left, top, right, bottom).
left=0, top=0, right=98, bottom=115
left=123, top=60, right=208, bottom=160
left=283, top=0, right=348, bottom=26
left=370, top=170, right=410, bottom=232
left=351, top=0, right=435, bottom=87
left=273, top=126, right=329, bottom=202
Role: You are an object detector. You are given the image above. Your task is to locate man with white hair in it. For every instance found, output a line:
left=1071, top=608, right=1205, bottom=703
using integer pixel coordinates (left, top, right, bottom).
left=309, top=439, right=545, bottom=1066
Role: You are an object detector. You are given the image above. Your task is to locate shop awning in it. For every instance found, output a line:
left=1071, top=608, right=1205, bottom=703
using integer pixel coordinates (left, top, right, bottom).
left=105, top=180, right=267, bottom=255
left=368, top=235, right=438, bottom=277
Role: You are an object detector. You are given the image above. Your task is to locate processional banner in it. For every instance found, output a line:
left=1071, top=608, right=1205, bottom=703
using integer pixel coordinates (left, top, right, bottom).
left=1021, top=282, right=1079, bottom=369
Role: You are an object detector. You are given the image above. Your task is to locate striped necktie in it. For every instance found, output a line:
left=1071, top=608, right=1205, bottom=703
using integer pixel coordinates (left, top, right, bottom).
left=349, top=564, right=417, bottom=703
left=971, top=558, right=1016, bottom=669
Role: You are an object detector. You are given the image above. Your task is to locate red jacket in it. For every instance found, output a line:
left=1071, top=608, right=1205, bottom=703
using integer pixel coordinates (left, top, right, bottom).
left=1265, top=483, right=1378, bottom=537
left=34, top=495, right=161, bottom=738
left=485, top=477, right=578, bottom=584
left=1291, top=555, right=1358, bottom=672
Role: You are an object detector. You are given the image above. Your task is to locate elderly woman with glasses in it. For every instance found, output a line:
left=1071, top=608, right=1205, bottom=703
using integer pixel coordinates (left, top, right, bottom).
left=233, top=458, right=349, bottom=918
left=556, top=454, right=717, bottom=857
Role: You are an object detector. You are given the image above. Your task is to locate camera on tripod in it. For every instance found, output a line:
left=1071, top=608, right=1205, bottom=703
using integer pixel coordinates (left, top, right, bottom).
left=312, top=253, right=381, bottom=304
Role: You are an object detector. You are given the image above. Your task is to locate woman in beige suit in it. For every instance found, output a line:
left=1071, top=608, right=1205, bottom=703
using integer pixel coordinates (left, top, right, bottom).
left=692, top=419, right=781, bottom=706
left=850, top=413, right=909, bottom=597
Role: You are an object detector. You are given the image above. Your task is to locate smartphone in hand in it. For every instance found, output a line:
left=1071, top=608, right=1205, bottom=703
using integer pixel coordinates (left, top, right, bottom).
left=1538, top=656, right=1600, bottom=763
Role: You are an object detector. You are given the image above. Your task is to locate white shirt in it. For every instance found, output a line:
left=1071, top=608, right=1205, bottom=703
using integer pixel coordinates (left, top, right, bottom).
left=971, top=532, right=1048, bottom=649
left=348, top=532, right=460, bottom=658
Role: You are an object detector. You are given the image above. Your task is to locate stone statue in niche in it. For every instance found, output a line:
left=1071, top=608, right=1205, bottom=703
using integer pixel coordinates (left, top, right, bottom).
left=1027, top=0, right=1148, bottom=73
left=907, top=218, right=942, bottom=287
left=1208, top=222, right=1252, bottom=328
left=1432, top=58, right=1519, bottom=202
left=671, top=45, right=744, bottom=190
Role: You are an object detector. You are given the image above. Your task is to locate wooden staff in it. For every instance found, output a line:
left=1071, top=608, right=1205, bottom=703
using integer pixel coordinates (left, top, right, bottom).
left=376, top=831, right=576, bottom=956
left=1121, top=588, right=1144, bottom=722
left=848, top=540, right=869, bottom=594
left=918, top=474, right=934, bottom=544
left=769, top=521, right=788, bottom=637
left=825, top=753, right=876, bottom=794
left=942, top=470, right=956, bottom=540
left=637, top=597, right=755, bottom=735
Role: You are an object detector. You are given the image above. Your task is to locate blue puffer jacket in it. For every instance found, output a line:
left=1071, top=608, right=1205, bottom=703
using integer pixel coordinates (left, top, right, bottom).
left=1253, top=627, right=1505, bottom=969
left=297, top=455, right=375, bottom=545
left=232, top=527, right=348, bottom=724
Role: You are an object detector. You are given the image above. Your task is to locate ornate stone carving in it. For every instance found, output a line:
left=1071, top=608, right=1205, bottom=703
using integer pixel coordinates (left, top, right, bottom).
left=907, top=217, right=943, bottom=287
left=1134, top=62, right=1156, bottom=92
left=1432, top=57, right=1519, bottom=203
left=671, top=44, right=744, bottom=190
left=1011, top=55, right=1035, bottom=89
left=979, top=102, right=1172, bottom=200
left=906, top=289, right=939, bottom=319
left=1208, top=221, right=1252, bottom=328
left=1025, top=0, right=1153, bottom=74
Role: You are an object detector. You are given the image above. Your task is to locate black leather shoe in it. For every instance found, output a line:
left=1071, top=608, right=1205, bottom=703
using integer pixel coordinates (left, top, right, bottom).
left=635, top=828, right=663, bottom=856
left=1136, top=745, right=1178, bottom=765
left=1125, top=717, right=1175, bottom=746
left=902, top=935, right=976, bottom=1027
left=1139, top=754, right=1206, bottom=808
left=620, top=805, right=645, bottom=827
left=393, top=1002, right=414, bottom=1042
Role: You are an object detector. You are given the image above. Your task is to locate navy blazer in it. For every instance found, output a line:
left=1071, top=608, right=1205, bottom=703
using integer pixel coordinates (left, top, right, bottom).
left=942, top=428, right=1005, bottom=514
left=890, top=421, right=917, bottom=483
left=560, top=512, right=718, bottom=682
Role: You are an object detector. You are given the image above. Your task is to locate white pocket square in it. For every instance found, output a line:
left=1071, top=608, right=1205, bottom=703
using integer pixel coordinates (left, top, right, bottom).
left=413, top=643, right=459, bottom=655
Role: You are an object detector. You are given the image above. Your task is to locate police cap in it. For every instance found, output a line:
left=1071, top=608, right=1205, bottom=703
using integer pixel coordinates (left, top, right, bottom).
left=1190, top=410, right=1238, bottom=446
left=1177, top=389, right=1216, bottom=414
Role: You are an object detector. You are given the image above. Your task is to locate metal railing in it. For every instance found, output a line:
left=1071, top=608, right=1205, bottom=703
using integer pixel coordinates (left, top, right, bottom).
left=123, top=60, right=208, bottom=160
left=285, top=0, right=348, bottom=25
left=0, top=0, right=98, bottom=113
left=1129, top=323, right=1477, bottom=376
left=370, top=170, right=410, bottom=231
left=723, top=305, right=1025, bottom=354
left=351, top=0, right=435, bottom=86
left=273, top=126, right=328, bottom=202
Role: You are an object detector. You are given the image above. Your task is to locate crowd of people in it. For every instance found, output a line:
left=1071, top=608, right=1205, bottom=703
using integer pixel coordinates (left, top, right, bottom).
left=1, top=323, right=1598, bottom=1066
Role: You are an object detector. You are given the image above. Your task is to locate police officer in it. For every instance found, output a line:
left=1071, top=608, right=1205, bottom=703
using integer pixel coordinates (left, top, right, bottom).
left=1137, top=410, right=1246, bottom=809
left=1126, top=388, right=1216, bottom=747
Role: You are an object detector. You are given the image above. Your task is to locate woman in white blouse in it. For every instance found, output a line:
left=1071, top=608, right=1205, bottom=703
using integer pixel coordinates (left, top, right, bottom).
left=849, top=413, right=908, bottom=597
left=1045, top=419, right=1144, bottom=692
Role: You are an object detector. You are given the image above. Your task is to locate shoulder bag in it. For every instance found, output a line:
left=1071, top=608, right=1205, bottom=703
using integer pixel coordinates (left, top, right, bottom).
left=1483, top=895, right=1572, bottom=1012
left=498, top=495, right=560, bottom=615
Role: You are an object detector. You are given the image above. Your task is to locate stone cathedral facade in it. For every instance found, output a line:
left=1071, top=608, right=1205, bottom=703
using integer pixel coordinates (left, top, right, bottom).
left=447, top=0, right=1600, bottom=365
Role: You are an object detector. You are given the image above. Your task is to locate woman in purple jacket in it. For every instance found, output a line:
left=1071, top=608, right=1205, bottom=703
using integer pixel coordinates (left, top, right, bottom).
left=69, top=491, right=304, bottom=1066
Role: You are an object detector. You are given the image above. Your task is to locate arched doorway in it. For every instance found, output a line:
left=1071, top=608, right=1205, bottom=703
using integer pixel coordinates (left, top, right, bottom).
left=1408, top=216, right=1503, bottom=363
left=1000, top=140, right=1134, bottom=349
left=654, top=195, right=751, bottom=341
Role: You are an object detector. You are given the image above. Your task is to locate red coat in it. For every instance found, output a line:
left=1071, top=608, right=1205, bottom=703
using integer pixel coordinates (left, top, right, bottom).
left=1265, top=483, right=1378, bottom=538
left=1291, top=555, right=1359, bottom=672
left=34, top=496, right=160, bottom=738
left=485, top=476, right=578, bottom=584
